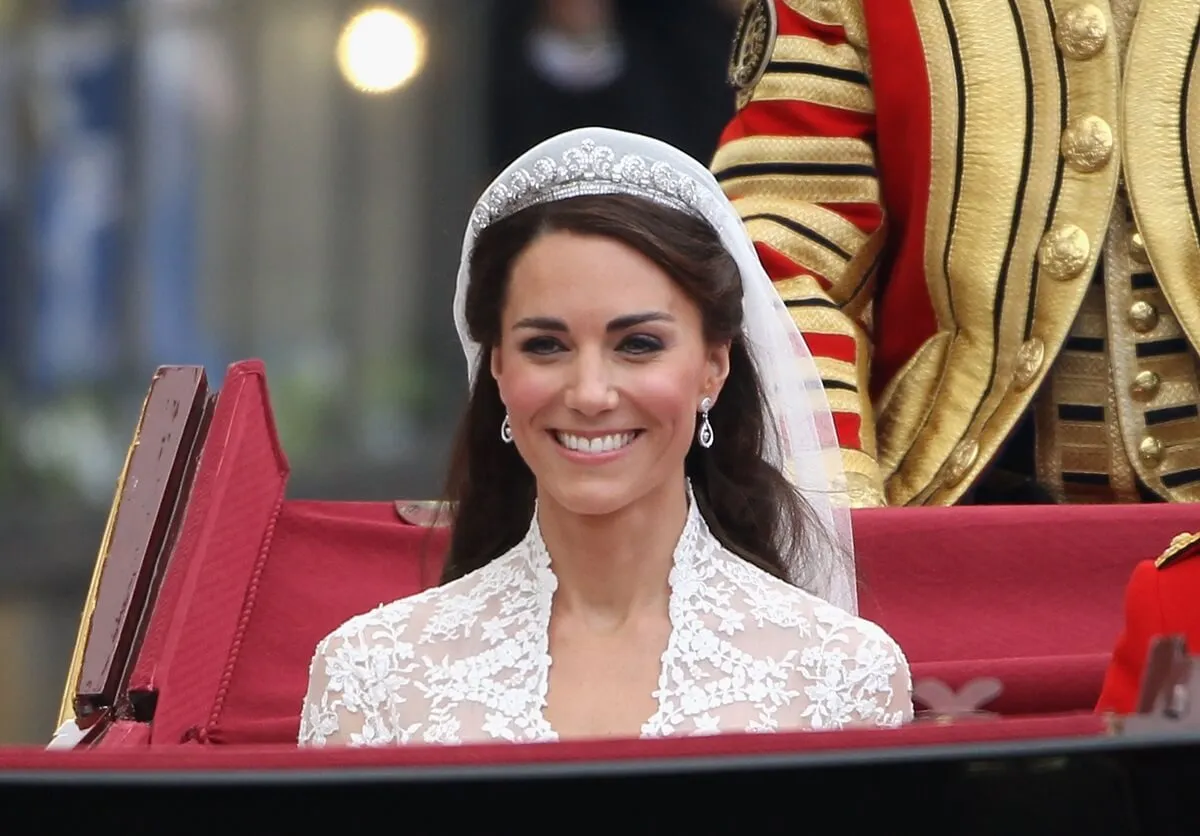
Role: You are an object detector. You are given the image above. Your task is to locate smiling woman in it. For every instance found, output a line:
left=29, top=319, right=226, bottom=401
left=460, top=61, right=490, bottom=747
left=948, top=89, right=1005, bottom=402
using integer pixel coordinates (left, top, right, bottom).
left=457, top=197, right=758, bottom=577
left=298, top=128, right=912, bottom=747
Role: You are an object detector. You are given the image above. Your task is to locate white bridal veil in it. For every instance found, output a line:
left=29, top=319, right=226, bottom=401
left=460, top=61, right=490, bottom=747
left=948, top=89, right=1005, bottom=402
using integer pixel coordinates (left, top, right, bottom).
left=452, top=127, right=857, bottom=614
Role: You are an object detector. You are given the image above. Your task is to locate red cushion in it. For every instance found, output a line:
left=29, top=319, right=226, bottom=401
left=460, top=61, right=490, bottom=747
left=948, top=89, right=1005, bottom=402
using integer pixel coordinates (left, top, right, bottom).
left=200, top=500, right=448, bottom=745
left=854, top=503, right=1163, bottom=662
left=115, top=360, right=1199, bottom=747
left=850, top=502, right=1194, bottom=715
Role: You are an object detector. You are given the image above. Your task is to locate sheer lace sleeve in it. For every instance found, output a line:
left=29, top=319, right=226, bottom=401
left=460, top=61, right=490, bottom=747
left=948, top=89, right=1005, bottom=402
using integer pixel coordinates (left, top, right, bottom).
left=797, top=607, right=913, bottom=730
left=297, top=603, right=429, bottom=747
left=298, top=632, right=362, bottom=747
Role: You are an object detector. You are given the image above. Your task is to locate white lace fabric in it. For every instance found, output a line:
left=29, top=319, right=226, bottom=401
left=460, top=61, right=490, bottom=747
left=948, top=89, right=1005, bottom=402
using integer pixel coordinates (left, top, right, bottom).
left=299, top=499, right=912, bottom=747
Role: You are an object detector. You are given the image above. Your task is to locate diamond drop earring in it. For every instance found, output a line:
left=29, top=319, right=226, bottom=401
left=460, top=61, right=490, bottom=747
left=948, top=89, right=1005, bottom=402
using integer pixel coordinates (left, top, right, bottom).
left=500, top=413, right=513, bottom=443
left=697, top=397, right=714, bottom=449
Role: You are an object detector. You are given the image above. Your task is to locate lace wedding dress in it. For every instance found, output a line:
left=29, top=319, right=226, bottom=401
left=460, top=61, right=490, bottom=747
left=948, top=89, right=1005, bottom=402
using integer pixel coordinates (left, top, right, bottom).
left=299, top=495, right=912, bottom=747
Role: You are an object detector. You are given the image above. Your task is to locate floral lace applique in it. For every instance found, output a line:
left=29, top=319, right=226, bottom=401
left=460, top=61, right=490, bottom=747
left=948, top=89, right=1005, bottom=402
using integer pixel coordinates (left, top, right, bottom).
left=300, top=498, right=911, bottom=746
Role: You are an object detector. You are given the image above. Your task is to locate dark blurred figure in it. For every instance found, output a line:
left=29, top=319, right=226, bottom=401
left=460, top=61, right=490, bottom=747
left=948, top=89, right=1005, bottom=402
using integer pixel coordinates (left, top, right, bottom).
left=486, top=0, right=740, bottom=174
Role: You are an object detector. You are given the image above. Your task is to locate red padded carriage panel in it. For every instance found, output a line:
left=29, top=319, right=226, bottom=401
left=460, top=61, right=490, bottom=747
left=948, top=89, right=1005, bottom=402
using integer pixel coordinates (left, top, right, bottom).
left=123, top=361, right=448, bottom=746
left=126, top=361, right=292, bottom=744
left=198, top=500, right=446, bottom=744
left=852, top=502, right=1200, bottom=715
left=114, top=360, right=1200, bottom=746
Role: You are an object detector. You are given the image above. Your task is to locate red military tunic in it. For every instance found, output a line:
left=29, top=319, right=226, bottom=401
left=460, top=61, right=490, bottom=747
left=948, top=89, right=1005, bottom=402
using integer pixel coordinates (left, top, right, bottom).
left=713, top=0, right=1200, bottom=507
left=1096, top=533, right=1200, bottom=715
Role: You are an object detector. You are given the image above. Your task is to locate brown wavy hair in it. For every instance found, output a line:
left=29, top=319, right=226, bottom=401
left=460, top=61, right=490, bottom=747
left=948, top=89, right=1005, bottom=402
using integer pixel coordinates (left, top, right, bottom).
left=437, top=194, right=829, bottom=589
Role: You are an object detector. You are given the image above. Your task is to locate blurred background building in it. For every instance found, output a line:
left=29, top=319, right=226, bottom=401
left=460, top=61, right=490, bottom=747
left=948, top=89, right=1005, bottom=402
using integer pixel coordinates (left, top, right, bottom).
left=0, top=0, right=740, bottom=743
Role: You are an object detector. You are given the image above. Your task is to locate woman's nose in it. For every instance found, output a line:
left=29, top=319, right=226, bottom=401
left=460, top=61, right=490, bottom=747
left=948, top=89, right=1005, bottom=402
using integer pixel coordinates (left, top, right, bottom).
left=564, top=352, right=617, bottom=415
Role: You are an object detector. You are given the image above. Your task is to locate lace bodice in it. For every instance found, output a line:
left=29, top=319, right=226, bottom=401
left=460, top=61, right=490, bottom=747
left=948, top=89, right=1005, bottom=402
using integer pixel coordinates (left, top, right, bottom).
left=299, top=499, right=912, bottom=747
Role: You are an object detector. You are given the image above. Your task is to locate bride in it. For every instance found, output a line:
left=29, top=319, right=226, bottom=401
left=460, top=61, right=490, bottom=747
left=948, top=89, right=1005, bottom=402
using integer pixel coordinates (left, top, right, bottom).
left=299, top=127, right=911, bottom=746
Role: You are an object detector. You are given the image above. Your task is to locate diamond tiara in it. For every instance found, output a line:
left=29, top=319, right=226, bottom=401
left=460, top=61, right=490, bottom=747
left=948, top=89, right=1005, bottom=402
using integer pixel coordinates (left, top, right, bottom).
left=469, top=139, right=718, bottom=232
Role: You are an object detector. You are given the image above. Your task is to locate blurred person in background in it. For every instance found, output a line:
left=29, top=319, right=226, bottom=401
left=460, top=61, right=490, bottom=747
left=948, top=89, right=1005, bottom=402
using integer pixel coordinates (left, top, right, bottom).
left=486, top=0, right=741, bottom=175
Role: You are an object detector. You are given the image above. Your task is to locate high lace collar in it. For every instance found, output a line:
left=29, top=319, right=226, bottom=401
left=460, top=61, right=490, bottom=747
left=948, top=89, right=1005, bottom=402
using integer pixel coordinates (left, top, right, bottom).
left=513, top=480, right=707, bottom=740
left=520, top=480, right=706, bottom=581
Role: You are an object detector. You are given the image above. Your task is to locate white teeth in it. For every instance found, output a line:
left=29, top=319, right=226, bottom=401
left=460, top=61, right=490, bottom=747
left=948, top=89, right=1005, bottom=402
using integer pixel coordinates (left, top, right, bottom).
left=555, top=431, right=636, bottom=454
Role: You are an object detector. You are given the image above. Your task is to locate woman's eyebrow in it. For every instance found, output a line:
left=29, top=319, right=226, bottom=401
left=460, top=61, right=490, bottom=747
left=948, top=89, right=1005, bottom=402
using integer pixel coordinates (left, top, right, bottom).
left=512, top=316, right=567, bottom=331
left=606, top=312, right=673, bottom=331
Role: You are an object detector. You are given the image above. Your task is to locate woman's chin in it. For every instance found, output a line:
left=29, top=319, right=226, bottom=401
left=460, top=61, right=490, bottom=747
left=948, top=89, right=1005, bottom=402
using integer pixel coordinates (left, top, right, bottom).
left=537, top=478, right=641, bottom=520
left=535, top=466, right=690, bottom=521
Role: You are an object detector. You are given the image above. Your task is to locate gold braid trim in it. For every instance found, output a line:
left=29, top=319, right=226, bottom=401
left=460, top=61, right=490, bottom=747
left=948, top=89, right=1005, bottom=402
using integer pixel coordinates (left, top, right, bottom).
left=748, top=72, right=874, bottom=113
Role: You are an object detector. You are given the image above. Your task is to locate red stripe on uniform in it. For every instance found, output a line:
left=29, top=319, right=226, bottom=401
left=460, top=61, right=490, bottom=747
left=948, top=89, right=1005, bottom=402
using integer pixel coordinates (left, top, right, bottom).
left=832, top=411, right=865, bottom=451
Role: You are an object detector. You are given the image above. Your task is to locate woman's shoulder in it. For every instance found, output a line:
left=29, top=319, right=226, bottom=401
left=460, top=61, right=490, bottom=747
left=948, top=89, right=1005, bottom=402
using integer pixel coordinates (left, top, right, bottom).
left=705, top=548, right=912, bottom=725
left=313, top=555, right=510, bottom=656
left=313, top=584, right=437, bottom=656
left=715, top=547, right=906, bottom=658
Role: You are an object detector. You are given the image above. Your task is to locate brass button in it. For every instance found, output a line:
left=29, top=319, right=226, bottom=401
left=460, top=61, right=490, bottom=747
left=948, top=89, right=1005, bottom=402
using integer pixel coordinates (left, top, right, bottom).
left=1128, top=300, right=1159, bottom=333
left=1057, top=4, right=1108, bottom=60
left=1014, top=338, right=1046, bottom=391
left=1061, top=115, right=1113, bottom=172
left=1130, top=231, right=1150, bottom=265
left=1039, top=224, right=1091, bottom=280
left=1131, top=370, right=1161, bottom=401
left=1140, top=435, right=1165, bottom=467
left=944, top=439, right=980, bottom=486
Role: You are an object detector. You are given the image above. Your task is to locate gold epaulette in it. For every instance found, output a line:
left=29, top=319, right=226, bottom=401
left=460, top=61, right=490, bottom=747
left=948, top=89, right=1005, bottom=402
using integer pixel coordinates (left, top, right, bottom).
left=1154, top=531, right=1200, bottom=570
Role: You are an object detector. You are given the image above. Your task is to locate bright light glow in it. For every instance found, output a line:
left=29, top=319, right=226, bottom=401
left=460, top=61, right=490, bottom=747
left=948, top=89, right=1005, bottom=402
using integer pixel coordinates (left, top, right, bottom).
left=336, top=7, right=427, bottom=94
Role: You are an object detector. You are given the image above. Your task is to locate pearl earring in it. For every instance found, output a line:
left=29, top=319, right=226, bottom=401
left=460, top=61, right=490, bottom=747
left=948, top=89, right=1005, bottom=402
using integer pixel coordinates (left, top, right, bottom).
left=697, top=397, right=714, bottom=449
left=500, top=413, right=513, bottom=443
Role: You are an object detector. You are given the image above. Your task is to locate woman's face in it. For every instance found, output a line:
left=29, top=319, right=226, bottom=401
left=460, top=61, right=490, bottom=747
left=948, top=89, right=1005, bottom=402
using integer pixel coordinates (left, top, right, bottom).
left=492, top=230, right=730, bottom=519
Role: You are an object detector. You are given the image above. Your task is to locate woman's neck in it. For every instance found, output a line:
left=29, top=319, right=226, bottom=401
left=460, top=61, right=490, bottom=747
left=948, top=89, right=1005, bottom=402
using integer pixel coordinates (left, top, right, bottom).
left=535, top=479, right=689, bottom=631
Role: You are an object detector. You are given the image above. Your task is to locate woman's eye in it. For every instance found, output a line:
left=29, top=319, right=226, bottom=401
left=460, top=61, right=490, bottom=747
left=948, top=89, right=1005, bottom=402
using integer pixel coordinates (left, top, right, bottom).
left=619, top=334, right=664, bottom=355
left=520, top=336, right=564, bottom=355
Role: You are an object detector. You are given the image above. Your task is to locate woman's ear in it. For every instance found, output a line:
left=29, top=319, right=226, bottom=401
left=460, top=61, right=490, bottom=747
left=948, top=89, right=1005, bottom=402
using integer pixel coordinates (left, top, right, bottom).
left=489, top=343, right=504, bottom=381
left=705, top=340, right=732, bottom=403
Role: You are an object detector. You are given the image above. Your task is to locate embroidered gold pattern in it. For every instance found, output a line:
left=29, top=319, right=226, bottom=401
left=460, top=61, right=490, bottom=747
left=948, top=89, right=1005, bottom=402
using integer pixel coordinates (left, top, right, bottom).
left=748, top=73, right=875, bottom=114
left=730, top=0, right=778, bottom=108
left=772, top=34, right=868, bottom=72
left=1124, top=1, right=1200, bottom=359
left=1156, top=531, right=1200, bottom=568
left=723, top=0, right=1200, bottom=506
left=901, top=0, right=1118, bottom=506
left=1036, top=278, right=1132, bottom=503
left=713, top=135, right=877, bottom=171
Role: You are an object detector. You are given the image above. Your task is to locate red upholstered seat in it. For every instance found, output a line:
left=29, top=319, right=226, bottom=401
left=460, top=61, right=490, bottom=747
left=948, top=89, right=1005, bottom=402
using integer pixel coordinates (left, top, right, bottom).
left=851, top=503, right=1183, bottom=716
left=162, top=499, right=449, bottom=745
left=62, top=361, right=1200, bottom=747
